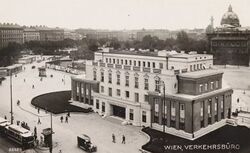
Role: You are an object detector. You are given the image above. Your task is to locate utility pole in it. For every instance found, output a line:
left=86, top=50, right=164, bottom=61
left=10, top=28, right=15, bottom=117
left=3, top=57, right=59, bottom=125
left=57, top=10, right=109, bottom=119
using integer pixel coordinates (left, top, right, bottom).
left=10, top=70, right=13, bottom=124
left=50, top=112, right=53, bottom=153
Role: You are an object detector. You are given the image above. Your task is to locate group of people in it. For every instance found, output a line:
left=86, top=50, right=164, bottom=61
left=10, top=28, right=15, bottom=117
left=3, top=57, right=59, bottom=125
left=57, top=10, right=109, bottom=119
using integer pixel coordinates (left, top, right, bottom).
left=60, top=112, right=70, bottom=123
left=112, top=134, right=126, bottom=144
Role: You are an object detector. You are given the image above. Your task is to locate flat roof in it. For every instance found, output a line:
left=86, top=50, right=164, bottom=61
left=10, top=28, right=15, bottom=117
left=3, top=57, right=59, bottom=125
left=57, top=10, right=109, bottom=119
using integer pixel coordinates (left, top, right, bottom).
left=178, top=69, right=223, bottom=79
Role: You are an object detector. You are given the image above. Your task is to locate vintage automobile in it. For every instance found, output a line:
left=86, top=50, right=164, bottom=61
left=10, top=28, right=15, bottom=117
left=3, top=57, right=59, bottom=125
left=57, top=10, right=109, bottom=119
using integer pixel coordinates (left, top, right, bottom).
left=31, top=65, right=36, bottom=69
left=77, top=134, right=97, bottom=152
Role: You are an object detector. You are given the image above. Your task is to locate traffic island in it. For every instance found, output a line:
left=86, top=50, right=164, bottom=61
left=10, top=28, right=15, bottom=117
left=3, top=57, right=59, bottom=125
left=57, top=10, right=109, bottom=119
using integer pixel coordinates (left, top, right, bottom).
left=31, top=91, right=92, bottom=114
left=142, top=125, right=250, bottom=153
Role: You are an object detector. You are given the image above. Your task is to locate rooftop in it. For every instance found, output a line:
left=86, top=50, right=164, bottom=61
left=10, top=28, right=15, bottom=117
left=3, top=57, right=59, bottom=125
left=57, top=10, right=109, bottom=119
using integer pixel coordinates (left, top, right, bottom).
left=178, top=69, right=223, bottom=79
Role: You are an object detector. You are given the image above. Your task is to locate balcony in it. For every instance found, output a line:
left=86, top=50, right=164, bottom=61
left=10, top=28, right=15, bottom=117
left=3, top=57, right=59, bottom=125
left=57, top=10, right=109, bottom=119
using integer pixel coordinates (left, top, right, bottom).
left=133, top=66, right=140, bottom=71
left=115, top=64, right=122, bottom=69
left=153, top=69, right=161, bottom=74
left=107, top=63, right=114, bottom=68
left=124, top=65, right=131, bottom=70
left=100, top=62, right=105, bottom=67
left=143, top=67, right=151, bottom=73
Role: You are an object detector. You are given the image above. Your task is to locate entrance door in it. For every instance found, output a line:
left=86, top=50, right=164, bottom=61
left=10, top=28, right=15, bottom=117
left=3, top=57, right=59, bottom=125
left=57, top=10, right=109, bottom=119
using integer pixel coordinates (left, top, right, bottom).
left=112, top=105, right=126, bottom=119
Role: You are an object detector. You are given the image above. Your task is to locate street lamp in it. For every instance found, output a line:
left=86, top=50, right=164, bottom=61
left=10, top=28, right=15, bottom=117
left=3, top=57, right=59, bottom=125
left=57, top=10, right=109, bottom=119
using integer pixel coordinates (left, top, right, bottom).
left=160, top=80, right=166, bottom=133
left=9, top=70, right=13, bottom=124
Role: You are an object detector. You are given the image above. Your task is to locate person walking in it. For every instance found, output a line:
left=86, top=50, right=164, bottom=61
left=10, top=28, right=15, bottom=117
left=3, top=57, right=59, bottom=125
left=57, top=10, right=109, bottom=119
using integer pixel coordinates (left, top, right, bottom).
left=37, top=118, right=41, bottom=124
left=67, top=112, right=71, bottom=117
left=38, top=108, right=40, bottom=114
left=60, top=116, right=63, bottom=123
left=122, top=135, right=125, bottom=144
left=32, top=84, right=35, bottom=89
left=4, top=115, right=7, bottom=120
left=112, top=133, right=116, bottom=143
left=65, top=116, right=68, bottom=123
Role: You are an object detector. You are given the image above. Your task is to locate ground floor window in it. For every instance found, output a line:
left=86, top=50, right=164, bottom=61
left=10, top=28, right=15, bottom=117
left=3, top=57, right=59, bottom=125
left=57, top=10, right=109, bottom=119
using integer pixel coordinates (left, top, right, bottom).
left=129, top=109, right=134, bottom=120
left=102, top=102, right=105, bottom=112
left=96, top=99, right=99, bottom=109
left=142, top=111, right=146, bottom=123
left=76, top=96, right=79, bottom=101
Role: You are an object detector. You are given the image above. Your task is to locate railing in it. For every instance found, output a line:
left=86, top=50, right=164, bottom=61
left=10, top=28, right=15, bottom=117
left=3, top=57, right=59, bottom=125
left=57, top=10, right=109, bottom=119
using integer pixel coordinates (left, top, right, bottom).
left=107, top=63, right=114, bottom=68
left=133, top=66, right=140, bottom=71
left=153, top=69, right=161, bottom=74
left=115, top=64, right=122, bottom=69
left=143, top=67, right=151, bottom=73
left=124, top=65, right=131, bottom=70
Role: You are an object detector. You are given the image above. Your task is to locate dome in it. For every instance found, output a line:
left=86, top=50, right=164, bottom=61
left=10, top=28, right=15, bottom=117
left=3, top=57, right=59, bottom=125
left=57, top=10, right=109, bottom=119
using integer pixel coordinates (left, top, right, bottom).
left=220, top=5, right=240, bottom=27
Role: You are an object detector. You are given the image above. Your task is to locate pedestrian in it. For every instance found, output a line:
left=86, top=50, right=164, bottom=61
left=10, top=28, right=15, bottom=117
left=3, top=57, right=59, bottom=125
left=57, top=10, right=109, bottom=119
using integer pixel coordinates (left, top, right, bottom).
left=237, top=98, right=239, bottom=103
left=59, top=150, right=62, bottom=153
left=65, top=116, right=68, bottom=123
left=60, top=116, right=63, bottom=123
left=24, top=78, right=26, bottom=82
left=67, top=112, right=70, bottom=117
left=4, top=115, right=7, bottom=120
left=122, top=135, right=125, bottom=144
left=17, top=100, right=20, bottom=106
left=34, top=126, right=37, bottom=140
left=32, top=84, right=35, bottom=89
left=38, top=108, right=40, bottom=114
left=37, top=118, right=41, bottom=124
left=112, top=133, right=116, bottom=143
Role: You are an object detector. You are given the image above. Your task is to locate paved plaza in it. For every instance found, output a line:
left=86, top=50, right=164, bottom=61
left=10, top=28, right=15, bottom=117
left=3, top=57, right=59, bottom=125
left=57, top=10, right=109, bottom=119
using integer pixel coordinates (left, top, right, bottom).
left=0, top=61, right=148, bottom=153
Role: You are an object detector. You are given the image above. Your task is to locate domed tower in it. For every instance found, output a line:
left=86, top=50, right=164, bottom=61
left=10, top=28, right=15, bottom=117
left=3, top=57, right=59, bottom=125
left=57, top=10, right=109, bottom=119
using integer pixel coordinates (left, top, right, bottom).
left=220, top=5, right=240, bottom=27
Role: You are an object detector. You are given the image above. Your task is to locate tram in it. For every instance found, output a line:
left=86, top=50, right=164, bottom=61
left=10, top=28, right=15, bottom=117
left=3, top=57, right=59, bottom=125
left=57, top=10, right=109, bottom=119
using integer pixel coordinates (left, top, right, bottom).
left=5, top=124, right=34, bottom=149
left=0, top=117, right=10, bottom=134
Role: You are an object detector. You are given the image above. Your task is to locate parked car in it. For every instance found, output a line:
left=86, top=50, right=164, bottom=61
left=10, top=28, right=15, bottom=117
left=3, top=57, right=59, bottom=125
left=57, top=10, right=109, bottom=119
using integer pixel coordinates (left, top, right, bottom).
left=31, top=66, right=36, bottom=69
left=77, top=134, right=97, bottom=152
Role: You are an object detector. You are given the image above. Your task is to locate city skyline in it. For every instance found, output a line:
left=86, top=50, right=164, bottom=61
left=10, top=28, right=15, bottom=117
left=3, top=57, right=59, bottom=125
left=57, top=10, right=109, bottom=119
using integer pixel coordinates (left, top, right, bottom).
left=1, top=0, right=250, bottom=30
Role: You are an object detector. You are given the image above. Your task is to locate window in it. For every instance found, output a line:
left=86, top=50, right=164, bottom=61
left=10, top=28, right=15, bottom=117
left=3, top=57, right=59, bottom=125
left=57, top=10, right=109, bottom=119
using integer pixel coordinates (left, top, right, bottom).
left=125, top=91, right=130, bottom=98
left=93, top=71, right=97, bottom=81
left=142, top=111, right=147, bottom=123
left=138, top=61, right=141, bottom=67
left=148, top=62, right=150, bottom=67
left=155, top=80, right=160, bottom=92
left=215, top=80, right=219, bottom=88
left=199, top=84, right=203, bottom=93
left=125, top=76, right=129, bottom=87
left=109, top=58, right=111, bottom=63
left=143, top=61, right=146, bottom=67
left=135, top=93, right=139, bottom=102
left=117, top=74, right=120, bottom=85
left=200, top=101, right=204, bottom=128
left=113, top=59, right=115, bottom=64
left=102, top=102, right=105, bottom=112
left=215, top=99, right=218, bottom=122
left=170, top=102, right=176, bottom=127
left=179, top=104, right=185, bottom=130
left=153, top=62, right=155, bottom=68
left=101, top=72, right=104, bottom=82
left=221, top=96, right=224, bottom=119
left=144, top=95, right=149, bottom=102
left=121, top=59, right=123, bottom=64
left=208, top=99, right=212, bottom=124
left=129, top=109, right=134, bottom=120
left=204, top=83, right=208, bottom=91
left=190, top=65, right=193, bottom=71
left=125, top=60, right=127, bottom=65
left=129, top=60, right=132, bottom=65
left=154, top=101, right=159, bottom=123
left=108, top=73, right=112, bottom=83
left=76, top=83, right=79, bottom=93
left=116, top=89, right=120, bottom=96
left=159, top=63, right=163, bottom=69
left=144, top=78, right=149, bottom=90
left=135, top=77, right=139, bottom=88
left=162, top=104, right=167, bottom=125
left=211, top=82, right=214, bottom=90
left=134, top=60, right=136, bottom=66
left=101, top=86, right=104, bottom=93
left=96, top=99, right=99, bottom=109
left=108, top=88, right=112, bottom=96
left=117, top=59, right=119, bottom=64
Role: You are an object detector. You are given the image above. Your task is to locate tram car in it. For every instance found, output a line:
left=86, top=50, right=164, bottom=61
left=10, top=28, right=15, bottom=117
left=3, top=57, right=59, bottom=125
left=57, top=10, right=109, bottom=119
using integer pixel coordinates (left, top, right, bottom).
left=5, top=124, right=34, bottom=149
left=0, top=117, right=10, bottom=134
left=77, top=134, right=97, bottom=152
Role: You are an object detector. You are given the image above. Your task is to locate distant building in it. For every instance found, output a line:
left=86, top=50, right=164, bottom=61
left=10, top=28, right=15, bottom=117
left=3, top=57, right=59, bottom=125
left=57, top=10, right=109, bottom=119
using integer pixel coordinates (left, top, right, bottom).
left=23, top=28, right=40, bottom=43
left=0, top=23, right=23, bottom=49
left=37, top=27, right=64, bottom=41
left=206, top=5, right=250, bottom=66
left=136, top=29, right=177, bottom=41
left=64, top=30, right=83, bottom=40
left=71, top=48, right=232, bottom=140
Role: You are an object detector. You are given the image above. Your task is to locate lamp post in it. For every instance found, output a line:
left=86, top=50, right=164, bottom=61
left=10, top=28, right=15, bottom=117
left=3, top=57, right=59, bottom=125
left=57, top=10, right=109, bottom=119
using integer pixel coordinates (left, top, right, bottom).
left=160, top=81, right=166, bottom=133
left=9, top=70, right=13, bottom=124
left=50, top=112, right=53, bottom=153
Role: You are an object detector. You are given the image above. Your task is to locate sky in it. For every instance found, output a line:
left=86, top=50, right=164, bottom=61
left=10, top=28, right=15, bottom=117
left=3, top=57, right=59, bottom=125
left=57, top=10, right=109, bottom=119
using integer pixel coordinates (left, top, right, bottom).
left=0, top=0, right=249, bottom=30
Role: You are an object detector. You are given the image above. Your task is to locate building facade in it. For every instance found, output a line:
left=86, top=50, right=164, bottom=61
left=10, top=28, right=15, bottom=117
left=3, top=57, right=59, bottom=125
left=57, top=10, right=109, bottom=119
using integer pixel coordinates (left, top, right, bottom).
left=0, top=23, right=23, bottom=49
left=23, top=28, right=40, bottom=43
left=38, top=28, right=64, bottom=41
left=206, top=5, right=250, bottom=66
left=71, top=48, right=232, bottom=140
